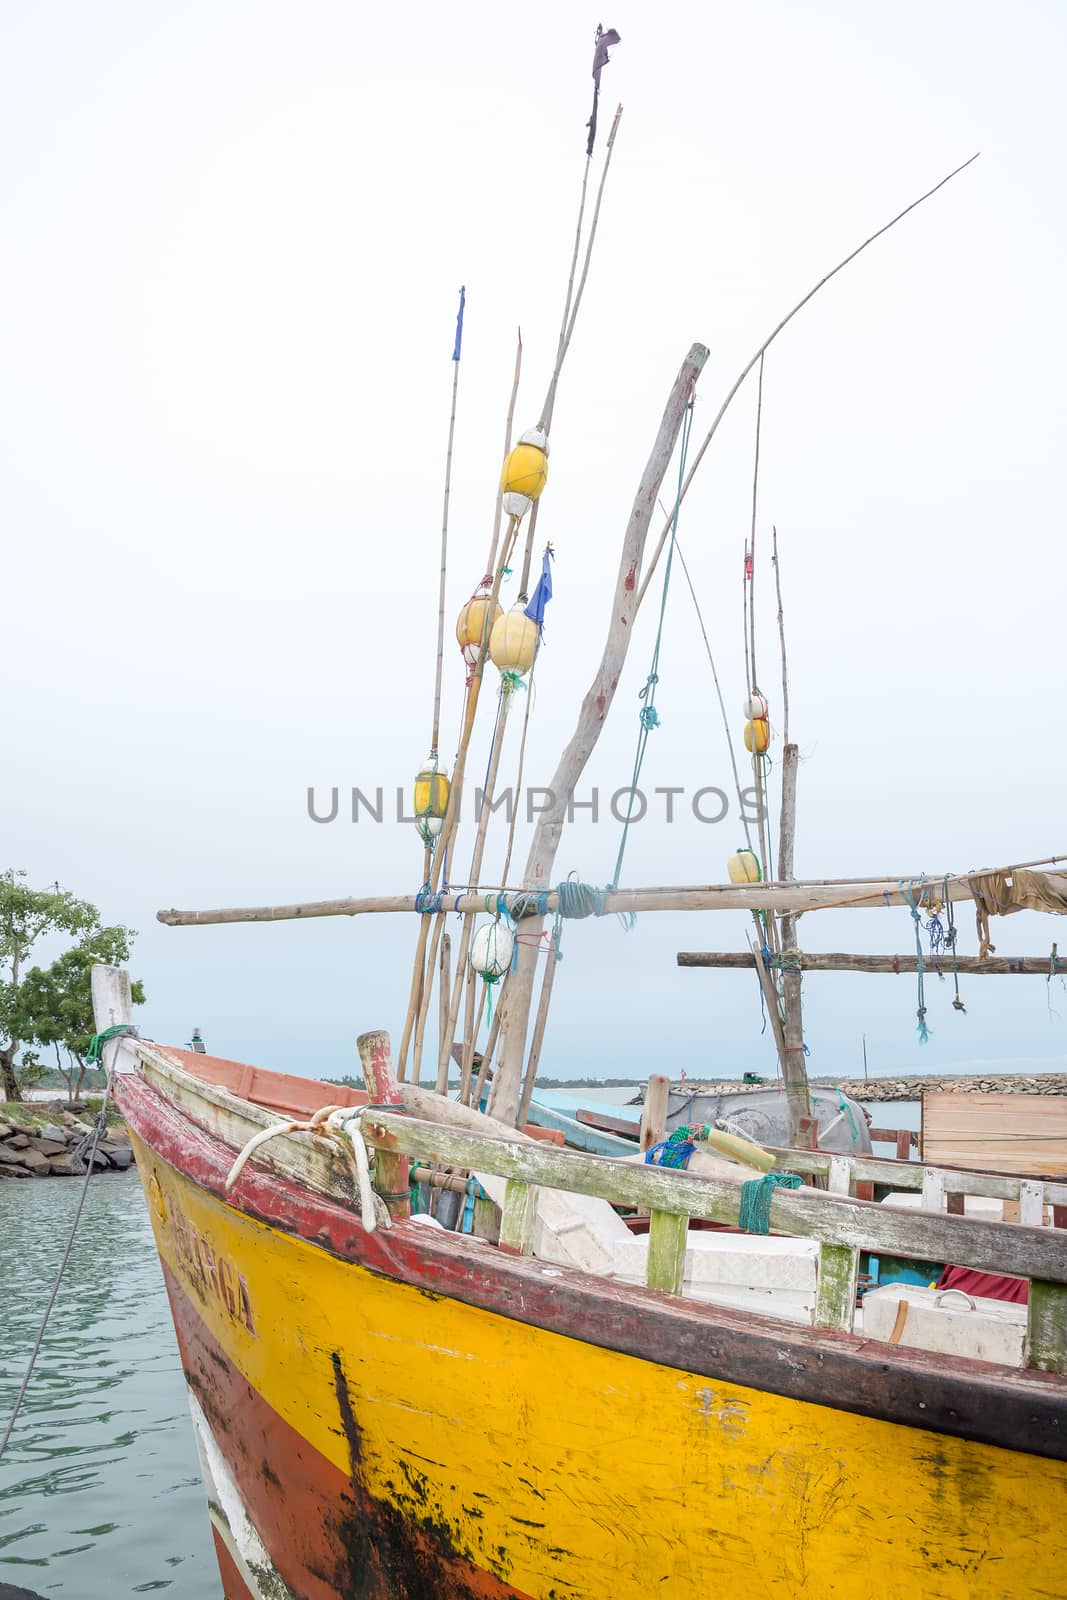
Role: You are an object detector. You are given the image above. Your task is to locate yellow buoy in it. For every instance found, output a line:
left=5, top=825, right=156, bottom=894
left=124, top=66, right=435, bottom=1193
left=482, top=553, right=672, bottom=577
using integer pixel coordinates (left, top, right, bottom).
left=456, top=595, right=502, bottom=652
left=489, top=606, right=539, bottom=676
left=414, top=763, right=450, bottom=821
left=500, top=428, right=549, bottom=518
left=744, top=718, right=770, bottom=754
left=414, top=761, right=450, bottom=846
left=727, top=848, right=762, bottom=884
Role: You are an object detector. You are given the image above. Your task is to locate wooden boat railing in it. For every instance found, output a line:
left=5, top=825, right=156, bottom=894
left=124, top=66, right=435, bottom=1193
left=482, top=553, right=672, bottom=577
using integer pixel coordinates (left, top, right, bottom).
left=360, top=1108, right=1067, bottom=1374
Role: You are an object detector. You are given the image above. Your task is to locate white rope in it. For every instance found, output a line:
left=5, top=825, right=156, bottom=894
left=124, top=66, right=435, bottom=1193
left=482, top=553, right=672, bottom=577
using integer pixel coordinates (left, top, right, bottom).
left=326, top=1108, right=380, bottom=1232
left=223, top=1103, right=384, bottom=1232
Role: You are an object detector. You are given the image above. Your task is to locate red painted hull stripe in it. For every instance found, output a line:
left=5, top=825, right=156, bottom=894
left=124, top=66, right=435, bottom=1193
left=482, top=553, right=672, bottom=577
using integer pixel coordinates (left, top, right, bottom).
left=118, top=1071, right=1067, bottom=1461
left=165, top=1263, right=533, bottom=1599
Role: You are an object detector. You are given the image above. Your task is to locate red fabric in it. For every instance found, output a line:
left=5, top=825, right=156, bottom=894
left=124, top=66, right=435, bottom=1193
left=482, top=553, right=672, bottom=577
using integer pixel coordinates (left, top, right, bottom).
left=937, top=1263, right=1029, bottom=1305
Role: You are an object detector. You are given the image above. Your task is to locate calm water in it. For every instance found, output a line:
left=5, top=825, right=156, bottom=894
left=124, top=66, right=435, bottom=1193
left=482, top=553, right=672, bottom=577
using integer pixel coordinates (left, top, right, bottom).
left=0, top=1171, right=220, bottom=1599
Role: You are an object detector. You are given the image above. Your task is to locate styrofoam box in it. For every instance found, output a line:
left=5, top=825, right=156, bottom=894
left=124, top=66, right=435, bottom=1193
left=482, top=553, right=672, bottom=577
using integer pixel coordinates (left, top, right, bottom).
left=862, top=1282, right=1027, bottom=1366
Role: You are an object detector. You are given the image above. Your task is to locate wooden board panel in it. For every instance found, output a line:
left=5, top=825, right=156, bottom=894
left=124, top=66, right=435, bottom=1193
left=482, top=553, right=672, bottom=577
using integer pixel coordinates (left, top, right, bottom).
left=922, top=1093, right=1067, bottom=1175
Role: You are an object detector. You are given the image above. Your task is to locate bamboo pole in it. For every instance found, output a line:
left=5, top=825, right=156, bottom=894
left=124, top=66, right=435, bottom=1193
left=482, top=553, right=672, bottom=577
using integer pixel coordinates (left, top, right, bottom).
left=411, top=910, right=446, bottom=1086
left=437, top=932, right=451, bottom=1066
left=678, top=951, right=1067, bottom=975
left=397, top=520, right=519, bottom=1074
left=156, top=854, right=1067, bottom=926
left=516, top=950, right=560, bottom=1127
left=431, top=287, right=465, bottom=755
left=635, top=154, right=981, bottom=617
left=436, top=692, right=512, bottom=1090
left=487, top=342, right=710, bottom=1125
left=458, top=965, right=478, bottom=1103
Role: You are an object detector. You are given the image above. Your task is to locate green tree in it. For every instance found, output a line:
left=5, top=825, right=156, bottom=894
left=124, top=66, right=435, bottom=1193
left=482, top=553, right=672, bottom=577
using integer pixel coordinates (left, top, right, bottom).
left=15, top=926, right=146, bottom=1103
left=0, top=870, right=134, bottom=1101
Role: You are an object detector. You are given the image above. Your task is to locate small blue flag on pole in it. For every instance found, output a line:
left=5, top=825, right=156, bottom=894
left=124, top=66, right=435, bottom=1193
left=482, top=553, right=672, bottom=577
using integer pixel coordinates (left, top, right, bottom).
left=452, top=285, right=466, bottom=362
left=524, top=545, right=554, bottom=639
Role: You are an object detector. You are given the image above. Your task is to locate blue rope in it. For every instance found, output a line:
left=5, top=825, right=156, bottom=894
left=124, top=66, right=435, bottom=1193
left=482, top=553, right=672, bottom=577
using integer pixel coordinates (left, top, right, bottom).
left=645, top=1125, right=705, bottom=1170
left=738, top=1172, right=802, bottom=1234
left=902, top=879, right=931, bottom=1043
left=609, top=400, right=694, bottom=898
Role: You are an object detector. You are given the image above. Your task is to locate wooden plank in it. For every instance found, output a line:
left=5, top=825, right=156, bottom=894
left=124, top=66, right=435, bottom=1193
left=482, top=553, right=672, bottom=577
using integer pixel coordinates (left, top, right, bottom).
left=138, top=1045, right=357, bottom=1203
left=1026, top=1281, right=1067, bottom=1374
left=923, top=1091, right=1067, bottom=1175
left=769, top=1145, right=1067, bottom=1206
left=814, top=1243, right=860, bottom=1332
left=678, top=951, right=1065, bottom=975
left=499, top=1179, right=538, bottom=1255
left=646, top=1210, right=688, bottom=1296
left=364, top=1111, right=1067, bottom=1284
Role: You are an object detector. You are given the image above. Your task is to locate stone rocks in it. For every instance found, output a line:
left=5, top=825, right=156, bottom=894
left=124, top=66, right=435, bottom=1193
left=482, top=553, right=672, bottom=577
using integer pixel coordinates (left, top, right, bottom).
left=26, top=1137, right=68, bottom=1157
left=0, top=1105, right=135, bottom=1176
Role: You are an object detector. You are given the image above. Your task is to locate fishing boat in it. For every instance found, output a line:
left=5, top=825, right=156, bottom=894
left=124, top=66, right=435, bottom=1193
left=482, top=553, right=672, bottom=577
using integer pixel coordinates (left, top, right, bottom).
left=92, top=28, right=1067, bottom=1600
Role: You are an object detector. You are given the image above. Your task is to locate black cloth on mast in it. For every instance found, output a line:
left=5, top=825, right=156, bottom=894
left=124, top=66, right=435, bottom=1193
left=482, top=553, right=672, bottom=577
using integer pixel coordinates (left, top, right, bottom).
left=586, top=25, right=621, bottom=156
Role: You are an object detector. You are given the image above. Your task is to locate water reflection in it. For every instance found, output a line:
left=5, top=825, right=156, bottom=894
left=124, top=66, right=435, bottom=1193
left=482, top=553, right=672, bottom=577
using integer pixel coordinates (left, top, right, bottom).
left=0, top=1171, right=219, bottom=1597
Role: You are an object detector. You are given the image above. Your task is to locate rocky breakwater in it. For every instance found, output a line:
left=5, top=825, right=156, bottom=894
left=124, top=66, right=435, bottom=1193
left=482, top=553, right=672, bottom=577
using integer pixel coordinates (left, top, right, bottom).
left=827, top=1072, right=1067, bottom=1103
left=0, top=1107, right=134, bottom=1178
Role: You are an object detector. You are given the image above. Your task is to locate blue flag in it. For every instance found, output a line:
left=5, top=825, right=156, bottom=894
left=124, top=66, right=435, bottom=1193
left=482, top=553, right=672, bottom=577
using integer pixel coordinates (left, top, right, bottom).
left=524, top=546, right=554, bottom=639
left=452, top=285, right=466, bottom=362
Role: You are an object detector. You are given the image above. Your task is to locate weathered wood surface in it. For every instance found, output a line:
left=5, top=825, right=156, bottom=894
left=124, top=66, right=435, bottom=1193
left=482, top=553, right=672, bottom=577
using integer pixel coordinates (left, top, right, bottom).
left=357, top=1030, right=410, bottom=1216
left=137, top=1044, right=357, bottom=1203
left=362, top=1110, right=1067, bottom=1285
left=678, top=951, right=1066, bottom=975
left=647, top=1210, right=688, bottom=1295
left=489, top=342, right=711, bottom=1124
left=768, top=1143, right=1067, bottom=1206
left=499, top=1178, right=538, bottom=1255
left=923, top=1092, right=1067, bottom=1175
left=1027, top=1281, right=1067, bottom=1375
left=124, top=1066, right=1067, bottom=1466
left=814, top=1242, right=860, bottom=1332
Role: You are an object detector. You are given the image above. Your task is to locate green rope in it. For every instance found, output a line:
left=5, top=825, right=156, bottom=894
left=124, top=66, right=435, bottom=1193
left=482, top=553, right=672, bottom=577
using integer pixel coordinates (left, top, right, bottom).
left=85, top=1025, right=138, bottom=1065
left=609, top=399, right=695, bottom=896
left=738, top=1172, right=802, bottom=1234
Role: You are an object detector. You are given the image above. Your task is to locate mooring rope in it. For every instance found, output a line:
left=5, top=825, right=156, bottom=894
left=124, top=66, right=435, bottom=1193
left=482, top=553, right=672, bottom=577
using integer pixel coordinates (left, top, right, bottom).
left=0, top=1066, right=121, bottom=1464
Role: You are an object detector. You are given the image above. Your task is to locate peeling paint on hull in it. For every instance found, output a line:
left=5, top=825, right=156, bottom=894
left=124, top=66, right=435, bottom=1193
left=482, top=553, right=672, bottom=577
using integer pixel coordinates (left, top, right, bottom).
left=119, top=1074, right=1067, bottom=1600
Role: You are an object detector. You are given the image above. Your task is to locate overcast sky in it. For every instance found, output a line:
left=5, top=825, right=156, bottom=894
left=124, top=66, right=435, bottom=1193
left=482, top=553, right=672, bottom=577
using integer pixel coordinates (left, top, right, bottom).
left=4, top=2, right=1066, bottom=1086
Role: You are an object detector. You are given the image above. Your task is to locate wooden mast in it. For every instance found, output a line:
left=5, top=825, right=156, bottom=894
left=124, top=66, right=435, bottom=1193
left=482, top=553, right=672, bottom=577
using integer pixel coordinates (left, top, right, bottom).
left=485, top=342, right=710, bottom=1124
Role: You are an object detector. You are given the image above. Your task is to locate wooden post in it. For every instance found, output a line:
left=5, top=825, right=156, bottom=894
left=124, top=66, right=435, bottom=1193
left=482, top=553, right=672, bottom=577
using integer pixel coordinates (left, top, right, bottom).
left=487, top=344, right=710, bottom=1125
left=678, top=951, right=1067, bottom=975
left=1026, top=1281, right=1067, bottom=1374
left=814, top=1242, right=860, bottom=1332
left=356, top=1030, right=410, bottom=1219
left=827, top=1155, right=852, bottom=1196
left=90, top=965, right=137, bottom=1076
left=776, top=742, right=810, bottom=1146
left=896, top=1129, right=912, bottom=1163
left=646, top=1210, right=688, bottom=1295
left=1019, top=1179, right=1045, bottom=1229
left=639, top=1074, right=670, bottom=1153
left=921, top=1168, right=945, bottom=1213
left=499, top=1179, right=538, bottom=1254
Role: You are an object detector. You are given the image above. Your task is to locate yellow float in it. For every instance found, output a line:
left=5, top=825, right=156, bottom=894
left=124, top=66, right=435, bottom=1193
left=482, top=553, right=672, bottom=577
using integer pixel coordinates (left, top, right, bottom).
left=500, top=427, right=549, bottom=519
